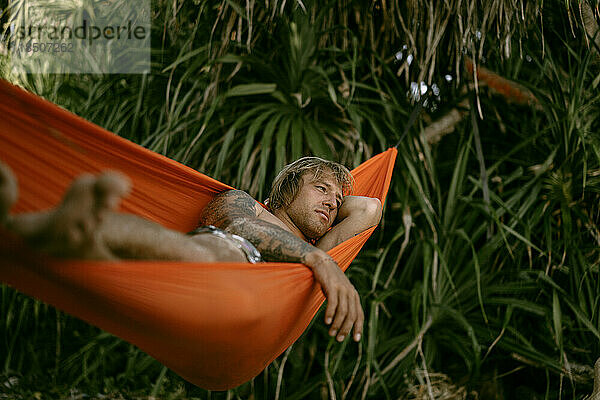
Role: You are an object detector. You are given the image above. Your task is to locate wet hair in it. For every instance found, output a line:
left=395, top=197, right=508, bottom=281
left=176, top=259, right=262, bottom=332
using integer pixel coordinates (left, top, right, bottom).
left=267, top=157, right=354, bottom=210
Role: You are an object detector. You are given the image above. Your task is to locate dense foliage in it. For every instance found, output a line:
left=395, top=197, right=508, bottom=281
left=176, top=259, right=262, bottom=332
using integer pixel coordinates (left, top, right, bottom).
left=1, top=0, right=599, bottom=398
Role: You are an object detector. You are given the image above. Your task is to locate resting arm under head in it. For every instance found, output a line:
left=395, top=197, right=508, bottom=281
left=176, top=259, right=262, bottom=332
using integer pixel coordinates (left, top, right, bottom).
left=315, top=195, right=382, bottom=251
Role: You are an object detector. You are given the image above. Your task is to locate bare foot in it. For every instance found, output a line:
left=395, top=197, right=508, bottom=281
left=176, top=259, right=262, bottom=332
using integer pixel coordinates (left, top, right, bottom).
left=2, top=165, right=232, bottom=263
left=0, top=162, right=18, bottom=224
left=12, top=169, right=131, bottom=260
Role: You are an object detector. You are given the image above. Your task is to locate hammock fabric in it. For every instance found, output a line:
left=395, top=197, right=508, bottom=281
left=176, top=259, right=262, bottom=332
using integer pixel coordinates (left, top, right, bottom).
left=0, top=79, right=397, bottom=390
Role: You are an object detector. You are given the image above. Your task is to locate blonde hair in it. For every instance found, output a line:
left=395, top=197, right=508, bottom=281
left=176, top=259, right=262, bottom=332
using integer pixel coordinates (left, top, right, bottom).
left=267, top=157, right=353, bottom=210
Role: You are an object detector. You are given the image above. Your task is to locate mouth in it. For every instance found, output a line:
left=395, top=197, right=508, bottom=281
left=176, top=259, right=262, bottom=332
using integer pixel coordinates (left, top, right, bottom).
left=315, top=210, right=329, bottom=222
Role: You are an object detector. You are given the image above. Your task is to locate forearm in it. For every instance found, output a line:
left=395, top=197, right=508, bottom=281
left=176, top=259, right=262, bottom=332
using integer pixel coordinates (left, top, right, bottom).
left=315, top=217, right=367, bottom=251
left=316, top=196, right=382, bottom=251
left=225, top=217, right=328, bottom=264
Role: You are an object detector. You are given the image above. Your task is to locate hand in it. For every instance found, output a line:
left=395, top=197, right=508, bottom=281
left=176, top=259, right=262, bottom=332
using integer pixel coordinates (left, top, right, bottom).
left=304, top=250, right=364, bottom=342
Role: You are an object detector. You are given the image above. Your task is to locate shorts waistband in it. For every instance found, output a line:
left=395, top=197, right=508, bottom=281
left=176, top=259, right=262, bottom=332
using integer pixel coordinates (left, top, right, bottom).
left=187, top=225, right=263, bottom=264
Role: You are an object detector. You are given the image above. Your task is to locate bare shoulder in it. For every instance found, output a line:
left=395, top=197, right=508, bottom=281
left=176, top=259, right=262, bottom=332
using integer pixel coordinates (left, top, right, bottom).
left=199, top=189, right=262, bottom=228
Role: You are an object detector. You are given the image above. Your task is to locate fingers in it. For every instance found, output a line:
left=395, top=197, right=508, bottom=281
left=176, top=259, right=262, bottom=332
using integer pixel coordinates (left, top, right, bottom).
left=353, top=294, right=364, bottom=342
left=324, top=290, right=338, bottom=327
left=336, top=299, right=354, bottom=342
left=326, top=285, right=363, bottom=343
left=329, top=291, right=348, bottom=341
left=310, top=255, right=364, bottom=343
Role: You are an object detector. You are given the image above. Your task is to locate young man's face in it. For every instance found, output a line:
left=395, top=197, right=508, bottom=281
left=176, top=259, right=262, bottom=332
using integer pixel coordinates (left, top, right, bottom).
left=284, top=170, right=344, bottom=239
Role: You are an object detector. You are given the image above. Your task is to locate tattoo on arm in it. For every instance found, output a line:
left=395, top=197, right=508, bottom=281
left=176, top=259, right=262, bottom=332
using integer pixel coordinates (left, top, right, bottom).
left=199, top=190, right=317, bottom=263
left=199, top=190, right=259, bottom=226
left=227, top=218, right=316, bottom=263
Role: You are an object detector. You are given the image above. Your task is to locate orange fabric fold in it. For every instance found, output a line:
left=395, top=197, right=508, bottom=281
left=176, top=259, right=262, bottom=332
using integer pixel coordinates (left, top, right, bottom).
left=0, top=79, right=397, bottom=390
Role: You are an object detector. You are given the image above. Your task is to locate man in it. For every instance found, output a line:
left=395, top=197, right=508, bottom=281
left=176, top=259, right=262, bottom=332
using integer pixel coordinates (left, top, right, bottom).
left=0, top=157, right=382, bottom=343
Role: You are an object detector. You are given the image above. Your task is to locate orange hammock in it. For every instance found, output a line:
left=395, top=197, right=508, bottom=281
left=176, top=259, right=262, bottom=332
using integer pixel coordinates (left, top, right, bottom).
left=0, top=79, right=397, bottom=390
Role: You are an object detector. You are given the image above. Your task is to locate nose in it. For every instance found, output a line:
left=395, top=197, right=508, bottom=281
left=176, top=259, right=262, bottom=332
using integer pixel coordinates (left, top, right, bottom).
left=323, top=195, right=336, bottom=209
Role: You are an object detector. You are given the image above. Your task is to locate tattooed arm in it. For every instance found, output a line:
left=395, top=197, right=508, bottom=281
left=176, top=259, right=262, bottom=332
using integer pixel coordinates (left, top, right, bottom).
left=199, top=190, right=316, bottom=263
left=199, top=189, right=364, bottom=342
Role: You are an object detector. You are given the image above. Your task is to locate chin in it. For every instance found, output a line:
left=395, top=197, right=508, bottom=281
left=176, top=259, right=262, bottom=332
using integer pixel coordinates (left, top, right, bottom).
left=311, top=229, right=329, bottom=240
left=297, top=217, right=329, bottom=240
left=302, top=226, right=326, bottom=240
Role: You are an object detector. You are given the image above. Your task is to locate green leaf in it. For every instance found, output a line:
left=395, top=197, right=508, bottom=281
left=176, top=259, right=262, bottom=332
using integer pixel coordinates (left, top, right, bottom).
left=161, top=46, right=208, bottom=73
left=563, top=297, right=600, bottom=340
left=223, top=0, right=247, bottom=19
left=275, top=116, right=292, bottom=174
left=552, top=290, right=563, bottom=351
left=304, top=120, right=331, bottom=159
left=225, top=83, right=277, bottom=97
left=236, top=109, right=277, bottom=185
left=257, top=113, right=283, bottom=200
left=444, top=137, right=471, bottom=228
left=215, top=106, right=268, bottom=177
left=486, top=298, right=547, bottom=317
left=291, top=116, right=303, bottom=161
